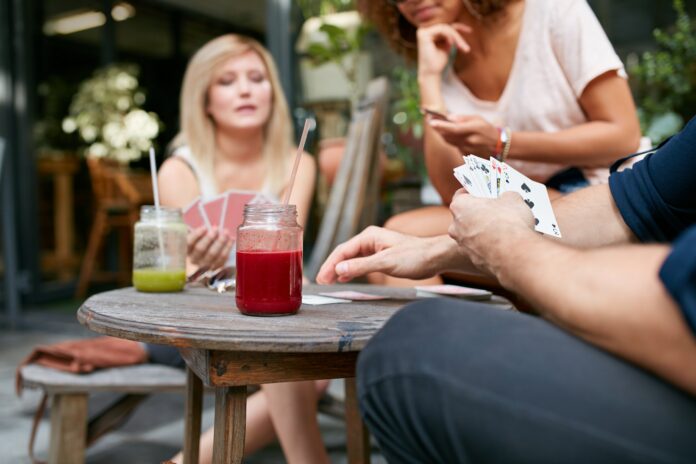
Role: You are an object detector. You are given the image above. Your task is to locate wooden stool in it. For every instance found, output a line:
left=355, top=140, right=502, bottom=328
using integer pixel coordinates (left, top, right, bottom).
left=19, top=363, right=186, bottom=464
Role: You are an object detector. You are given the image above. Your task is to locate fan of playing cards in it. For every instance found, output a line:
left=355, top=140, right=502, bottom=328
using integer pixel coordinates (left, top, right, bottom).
left=453, top=155, right=562, bottom=238
left=183, top=190, right=273, bottom=238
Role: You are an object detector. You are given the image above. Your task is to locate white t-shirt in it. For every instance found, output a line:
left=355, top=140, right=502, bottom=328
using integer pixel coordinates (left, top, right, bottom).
left=441, top=0, right=626, bottom=185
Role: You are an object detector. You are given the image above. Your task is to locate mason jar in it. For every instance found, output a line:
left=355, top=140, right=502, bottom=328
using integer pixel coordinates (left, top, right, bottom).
left=235, top=204, right=303, bottom=316
left=132, top=206, right=187, bottom=292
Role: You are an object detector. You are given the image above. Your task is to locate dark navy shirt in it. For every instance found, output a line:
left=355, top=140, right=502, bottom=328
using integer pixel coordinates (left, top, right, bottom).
left=609, top=116, right=696, bottom=335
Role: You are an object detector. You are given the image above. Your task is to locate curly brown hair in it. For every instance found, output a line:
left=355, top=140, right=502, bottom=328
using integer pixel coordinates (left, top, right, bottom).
left=356, top=0, right=513, bottom=62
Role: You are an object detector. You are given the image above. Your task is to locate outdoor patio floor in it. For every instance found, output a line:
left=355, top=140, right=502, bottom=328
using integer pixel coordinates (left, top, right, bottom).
left=0, top=300, right=387, bottom=464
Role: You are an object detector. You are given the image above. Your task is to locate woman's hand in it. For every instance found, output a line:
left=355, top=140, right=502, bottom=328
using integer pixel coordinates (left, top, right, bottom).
left=417, top=23, right=471, bottom=78
left=187, top=226, right=234, bottom=271
left=429, top=114, right=500, bottom=156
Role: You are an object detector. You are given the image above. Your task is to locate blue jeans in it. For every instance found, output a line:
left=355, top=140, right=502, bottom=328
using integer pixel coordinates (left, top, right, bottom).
left=357, top=299, right=696, bottom=464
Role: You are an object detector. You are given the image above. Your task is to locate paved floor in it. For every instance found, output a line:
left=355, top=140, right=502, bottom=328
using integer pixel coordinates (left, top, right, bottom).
left=0, top=300, right=387, bottom=464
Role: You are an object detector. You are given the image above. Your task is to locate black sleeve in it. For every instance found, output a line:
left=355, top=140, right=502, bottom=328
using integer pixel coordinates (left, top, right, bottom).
left=659, top=225, right=696, bottom=337
left=609, top=116, right=696, bottom=243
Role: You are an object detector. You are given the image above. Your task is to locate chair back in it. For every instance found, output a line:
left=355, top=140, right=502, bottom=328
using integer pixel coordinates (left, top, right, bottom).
left=305, top=77, right=390, bottom=281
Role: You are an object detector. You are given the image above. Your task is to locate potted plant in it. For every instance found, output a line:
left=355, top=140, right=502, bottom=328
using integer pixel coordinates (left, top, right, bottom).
left=62, top=63, right=161, bottom=165
left=296, top=0, right=372, bottom=110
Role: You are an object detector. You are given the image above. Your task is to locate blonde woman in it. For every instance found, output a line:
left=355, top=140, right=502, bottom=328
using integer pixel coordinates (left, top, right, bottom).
left=153, top=34, right=329, bottom=464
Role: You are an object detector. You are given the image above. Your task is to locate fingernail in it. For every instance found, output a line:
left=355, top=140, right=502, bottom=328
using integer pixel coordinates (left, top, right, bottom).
left=336, top=262, right=348, bottom=275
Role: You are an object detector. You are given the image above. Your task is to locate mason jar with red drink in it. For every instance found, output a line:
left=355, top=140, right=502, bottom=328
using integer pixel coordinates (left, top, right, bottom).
left=235, top=203, right=302, bottom=316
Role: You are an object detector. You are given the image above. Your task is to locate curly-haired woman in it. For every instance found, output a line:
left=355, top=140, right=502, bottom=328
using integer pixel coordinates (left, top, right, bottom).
left=358, top=0, right=643, bottom=286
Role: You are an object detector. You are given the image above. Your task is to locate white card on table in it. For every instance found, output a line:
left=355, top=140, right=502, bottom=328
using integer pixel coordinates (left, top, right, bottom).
left=319, top=291, right=389, bottom=301
left=302, top=295, right=351, bottom=305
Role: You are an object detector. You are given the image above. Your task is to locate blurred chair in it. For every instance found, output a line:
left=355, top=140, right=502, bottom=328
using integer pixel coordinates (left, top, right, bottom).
left=75, top=158, right=153, bottom=298
left=305, top=77, right=390, bottom=281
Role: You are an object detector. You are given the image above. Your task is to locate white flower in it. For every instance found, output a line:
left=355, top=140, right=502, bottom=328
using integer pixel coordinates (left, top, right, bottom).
left=88, top=142, right=108, bottom=158
left=116, top=96, right=131, bottom=111
left=81, top=125, right=98, bottom=142
left=62, top=117, right=77, bottom=133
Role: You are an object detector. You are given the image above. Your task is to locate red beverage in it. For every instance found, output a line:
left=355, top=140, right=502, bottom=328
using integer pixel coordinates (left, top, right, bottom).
left=236, top=249, right=303, bottom=316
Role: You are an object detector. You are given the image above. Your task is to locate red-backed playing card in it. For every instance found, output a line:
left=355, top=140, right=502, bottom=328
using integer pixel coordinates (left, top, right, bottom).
left=202, top=194, right=226, bottom=229
left=222, top=191, right=257, bottom=238
left=183, top=198, right=210, bottom=231
left=415, top=284, right=492, bottom=300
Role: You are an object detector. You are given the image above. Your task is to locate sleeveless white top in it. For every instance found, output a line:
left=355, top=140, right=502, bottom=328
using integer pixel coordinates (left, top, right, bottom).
left=173, top=146, right=277, bottom=200
left=172, top=146, right=279, bottom=266
left=440, top=0, right=629, bottom=185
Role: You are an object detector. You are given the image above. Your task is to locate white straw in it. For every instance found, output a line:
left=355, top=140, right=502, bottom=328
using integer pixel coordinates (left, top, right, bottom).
left=148, top=147, right=166, bottom=266
left=283, top=119, right=312, bottom=205
left=149, top=147, right=161, bottom=210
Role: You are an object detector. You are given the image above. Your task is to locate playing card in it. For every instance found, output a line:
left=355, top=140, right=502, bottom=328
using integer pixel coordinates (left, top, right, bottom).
left=183, top=198, right=211, bottom=231
left=453, top=165, right=478, bottom=195
left=222, top=190, right=257, bottom=238
left=465, top=155, right=495, bottom=198
left=499, top=163, right=562, bottom=238
left=489, top=156, right=504, bottom=197
left=202, top=194, right=226, bottom=229
left=458, top=158, right=487, bottom=197
left=415, top=284, right=492, bottom=301
left=302, top=295, right=350, bottom=305
left=319, top=291, right=389, bottom=301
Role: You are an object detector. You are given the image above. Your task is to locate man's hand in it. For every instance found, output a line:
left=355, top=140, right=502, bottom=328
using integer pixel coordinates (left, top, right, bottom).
left=448, top=190, right=536, bottom=277
left=316, top=226, right=457, bottom=284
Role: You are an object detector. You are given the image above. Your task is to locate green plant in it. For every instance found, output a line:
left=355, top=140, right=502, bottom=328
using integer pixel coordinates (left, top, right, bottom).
left=62, top=63, right=161, bottom=164
left=305, top=21, right=369, bottom=104
left=629, top=0, right=696, bottom=143
left=296, top=0, right=354, bottom=18
left=384, top=66, right=426, bottom=179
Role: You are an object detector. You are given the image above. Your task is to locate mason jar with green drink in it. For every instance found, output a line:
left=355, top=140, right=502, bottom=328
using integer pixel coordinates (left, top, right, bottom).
left=132, top=206, right=187, bottom=292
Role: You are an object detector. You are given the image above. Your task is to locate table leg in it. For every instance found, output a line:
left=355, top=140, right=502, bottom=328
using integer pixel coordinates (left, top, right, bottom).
left=345, top=377, right=371, bottom=464
left=183, top=368, right=203, bottom=464
left=212, top=386, right=247, bottom=464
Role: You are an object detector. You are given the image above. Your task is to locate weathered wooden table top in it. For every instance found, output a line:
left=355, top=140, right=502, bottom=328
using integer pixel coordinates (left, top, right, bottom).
left=78, top=284, right=510, bottom=353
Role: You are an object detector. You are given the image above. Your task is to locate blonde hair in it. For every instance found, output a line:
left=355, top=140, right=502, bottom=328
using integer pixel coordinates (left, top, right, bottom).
left=172, top=34, right=293, bottom=196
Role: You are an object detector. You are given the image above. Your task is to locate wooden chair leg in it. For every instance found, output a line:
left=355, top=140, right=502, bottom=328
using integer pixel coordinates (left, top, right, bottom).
left=49, top=393, right=88, bottom=464
left=212, top=386, right=247, bottom=464
left=345, top=377, right=371, bottom=464
left=76, top=210, right=107, bottom=298
left=118, top=224, right=132, bottom=287
left=183, top=368, right=203, bottom=464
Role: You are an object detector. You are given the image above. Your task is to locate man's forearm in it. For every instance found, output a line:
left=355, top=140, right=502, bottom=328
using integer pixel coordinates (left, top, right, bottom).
left=494, top=232, right=696, bottom=395
left=427, top=235, right=486, bottom=276
left=553, top=184, right=638, bottom=248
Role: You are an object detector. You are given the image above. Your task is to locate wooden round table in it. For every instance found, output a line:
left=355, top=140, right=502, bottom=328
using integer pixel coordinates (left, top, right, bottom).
left=78, top=283, right=511, bottom=463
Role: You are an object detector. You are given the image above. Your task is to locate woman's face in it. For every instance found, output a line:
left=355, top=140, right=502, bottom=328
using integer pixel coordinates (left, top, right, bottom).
left=207, top=50, right=273, bottom=132
left=396, top=0, right=463, bottom=27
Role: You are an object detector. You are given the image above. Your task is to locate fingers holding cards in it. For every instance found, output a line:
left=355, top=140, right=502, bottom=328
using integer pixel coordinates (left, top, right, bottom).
left=451, top=155, right=561, bottom=237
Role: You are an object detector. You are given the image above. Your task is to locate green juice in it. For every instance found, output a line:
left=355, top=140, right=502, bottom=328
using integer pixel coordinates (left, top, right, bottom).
left=133, top=268, right=186, bottom=292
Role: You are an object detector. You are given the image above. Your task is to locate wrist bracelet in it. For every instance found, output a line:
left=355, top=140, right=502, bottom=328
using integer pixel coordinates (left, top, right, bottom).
left=494, top=127, right=503, bottom=158
left=500, top=126, right=512, bottom=161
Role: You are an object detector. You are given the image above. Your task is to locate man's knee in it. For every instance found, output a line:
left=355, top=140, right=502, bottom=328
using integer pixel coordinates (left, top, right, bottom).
left=357, top=299, right=481, bottom=390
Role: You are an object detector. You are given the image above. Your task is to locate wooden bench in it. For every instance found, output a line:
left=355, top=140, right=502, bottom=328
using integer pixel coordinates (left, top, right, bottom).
left=20, top=363, right=186, bottom=463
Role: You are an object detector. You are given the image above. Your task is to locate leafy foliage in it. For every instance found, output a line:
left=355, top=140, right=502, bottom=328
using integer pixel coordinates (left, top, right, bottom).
left=629, top=0, right=696, bottom=142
